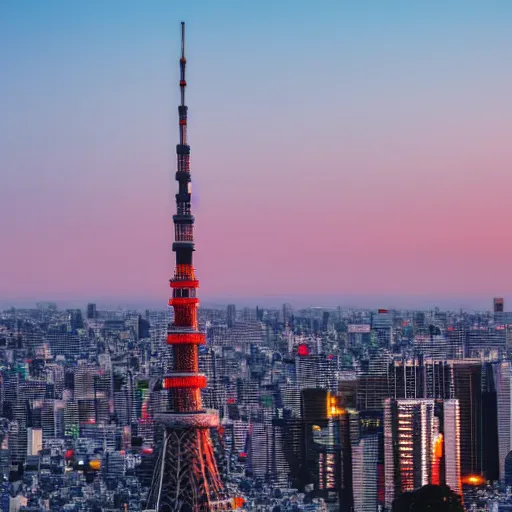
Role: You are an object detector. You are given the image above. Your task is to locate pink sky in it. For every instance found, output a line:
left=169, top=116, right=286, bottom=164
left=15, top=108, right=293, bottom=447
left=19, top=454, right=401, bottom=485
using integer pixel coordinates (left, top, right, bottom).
left=2, top=1, right=512, bottom=308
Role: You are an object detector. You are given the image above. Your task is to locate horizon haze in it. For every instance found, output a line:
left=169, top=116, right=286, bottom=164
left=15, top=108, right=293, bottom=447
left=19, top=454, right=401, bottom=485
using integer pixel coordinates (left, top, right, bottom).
left=0, top=293, right=508, bottom=313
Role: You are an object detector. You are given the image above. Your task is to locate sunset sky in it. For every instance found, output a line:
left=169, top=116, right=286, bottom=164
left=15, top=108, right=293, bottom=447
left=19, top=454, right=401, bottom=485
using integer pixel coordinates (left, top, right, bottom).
left=2, top=1, right=512, bottom=309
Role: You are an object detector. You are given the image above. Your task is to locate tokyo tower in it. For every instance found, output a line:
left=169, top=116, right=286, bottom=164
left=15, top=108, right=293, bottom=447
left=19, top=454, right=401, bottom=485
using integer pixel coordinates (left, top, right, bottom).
left=146, top=23, right=232, bottom=512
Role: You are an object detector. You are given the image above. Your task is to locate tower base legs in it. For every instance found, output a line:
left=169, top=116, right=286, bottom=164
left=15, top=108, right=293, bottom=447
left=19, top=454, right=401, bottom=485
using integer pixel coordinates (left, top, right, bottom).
left=147, top=427, right=232, bottom=512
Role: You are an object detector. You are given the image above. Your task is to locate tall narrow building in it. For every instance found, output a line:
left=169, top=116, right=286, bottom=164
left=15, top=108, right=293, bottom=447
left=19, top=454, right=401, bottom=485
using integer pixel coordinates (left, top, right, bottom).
left=147, top=23, right=231, bottom=512
left=384, top=399, right=461, bottom=509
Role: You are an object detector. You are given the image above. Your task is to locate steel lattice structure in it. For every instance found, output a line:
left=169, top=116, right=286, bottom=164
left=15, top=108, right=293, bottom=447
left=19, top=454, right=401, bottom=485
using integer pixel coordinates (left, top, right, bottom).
left=146, top=22, right=231, bottom=512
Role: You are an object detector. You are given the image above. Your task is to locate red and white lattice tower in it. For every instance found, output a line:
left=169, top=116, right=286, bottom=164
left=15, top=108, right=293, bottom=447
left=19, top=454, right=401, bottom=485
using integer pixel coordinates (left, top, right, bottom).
left=146, top=23, right=232, bottom=512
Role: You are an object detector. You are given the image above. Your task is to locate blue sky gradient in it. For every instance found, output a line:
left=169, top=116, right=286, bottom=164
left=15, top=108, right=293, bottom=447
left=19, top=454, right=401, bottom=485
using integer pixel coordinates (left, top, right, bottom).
left=2, top=1, right=512, bottom=309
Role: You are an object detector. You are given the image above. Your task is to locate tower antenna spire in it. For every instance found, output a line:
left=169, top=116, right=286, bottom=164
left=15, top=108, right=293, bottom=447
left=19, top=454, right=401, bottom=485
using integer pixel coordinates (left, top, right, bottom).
left=181, top=21, right=185, bottom=59
left=180, top=22, right=186, bottom=109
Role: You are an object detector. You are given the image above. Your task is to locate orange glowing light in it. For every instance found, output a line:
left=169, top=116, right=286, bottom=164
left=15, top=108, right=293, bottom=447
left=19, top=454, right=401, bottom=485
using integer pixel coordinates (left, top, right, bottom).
left=326, top=393, right=345, bottom=417
left=462, top=474, right=485, bottom=486
left=434, top=433, right=444, bottom=458
left=232, top=497, right=245, bottom=509
left=432, top=434, right=443, bottom=485
left=89, top=459, right=101, bottom=471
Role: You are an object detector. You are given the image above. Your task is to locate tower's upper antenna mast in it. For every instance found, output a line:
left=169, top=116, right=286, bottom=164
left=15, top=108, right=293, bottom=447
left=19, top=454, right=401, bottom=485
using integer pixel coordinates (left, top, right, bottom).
left=181, top=21, right=185, bottom=59
left=180, top=22, right=186, bottom=108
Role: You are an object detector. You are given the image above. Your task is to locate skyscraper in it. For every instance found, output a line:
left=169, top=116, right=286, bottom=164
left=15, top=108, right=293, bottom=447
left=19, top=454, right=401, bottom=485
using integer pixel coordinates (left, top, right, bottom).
left=86, top=303, right=97, bottom=320
left=226, top=305, right=236, bottom=328
left=372, top=309, right=393, bottom=348
left=494, top=298, right=505, bottom=313
left=452, top=361, right=482, bottom=477
left=384, top=398, right=461, bottom=508
left=352, top=433, right=379, bottom=512
left=146, top=23, right=231, bottom=512
left=495, top=361, right=512, bottom=481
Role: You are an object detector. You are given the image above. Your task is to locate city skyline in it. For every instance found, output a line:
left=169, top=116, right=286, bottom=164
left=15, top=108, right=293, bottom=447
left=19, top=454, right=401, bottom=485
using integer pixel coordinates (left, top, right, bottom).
left=3, top=3, right=512, bottom=511
left=3, top=1, right=512, bottom=305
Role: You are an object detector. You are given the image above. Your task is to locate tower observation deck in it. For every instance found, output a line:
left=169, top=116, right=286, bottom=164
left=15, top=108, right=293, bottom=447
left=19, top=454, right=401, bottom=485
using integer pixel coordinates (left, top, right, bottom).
left=146, top=23, right=232, bottom=512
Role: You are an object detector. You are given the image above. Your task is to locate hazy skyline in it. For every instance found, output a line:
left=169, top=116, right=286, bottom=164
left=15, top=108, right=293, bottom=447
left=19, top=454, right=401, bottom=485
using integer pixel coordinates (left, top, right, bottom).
left=2, top=1, right=512, bottom=308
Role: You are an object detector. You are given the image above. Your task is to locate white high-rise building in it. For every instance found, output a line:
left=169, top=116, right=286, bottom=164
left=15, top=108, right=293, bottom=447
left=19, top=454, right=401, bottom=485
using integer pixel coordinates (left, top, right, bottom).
left=443, top=399, right=461, bottom=495
left=27, top=427, right=42, bottom=456
left=352, top=434, right=379, bottom=512
left=495, top=361, right=512, bottom=480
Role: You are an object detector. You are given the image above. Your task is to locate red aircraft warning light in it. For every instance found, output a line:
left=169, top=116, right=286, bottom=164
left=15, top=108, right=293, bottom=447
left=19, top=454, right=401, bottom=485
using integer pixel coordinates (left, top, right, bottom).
left=297, top=344, right=310, bottom=356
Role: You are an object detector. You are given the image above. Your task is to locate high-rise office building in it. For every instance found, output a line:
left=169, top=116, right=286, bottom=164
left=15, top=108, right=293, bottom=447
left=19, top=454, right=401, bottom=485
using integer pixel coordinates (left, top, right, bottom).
left=443, top=400, right=462, bottom=495
left=296, top=389, right=355, bottom=509
left=86, top=303, right=97, bottom=320
left=351, top=410, right=383, bottom=512
left=452, top=361, right=482, bottom=477
left=66, top=309, right=84, bottom=331
left=226, top=305, right=236, bottom=328
left=282, top=303, right=292, bottom=326
left=26, top=428, right=42, bottom=456
left=352, top=434, right=379, bottom=512
left=357, top=349, right=392, bottom=411
left=494, top=298, right=505, bottom=313
left=372, top=309, right=393, bottom=348
left=384, top=398, right=461, bottom=508
left=492, top=298, right=512, bottom=325
left=482, top=363, right=500, bottom=481
left=495, top=361, right=512, bottom=481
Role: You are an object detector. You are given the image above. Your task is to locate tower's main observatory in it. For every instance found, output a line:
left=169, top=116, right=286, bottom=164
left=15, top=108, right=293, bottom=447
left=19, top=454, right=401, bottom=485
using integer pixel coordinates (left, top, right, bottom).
left=147, top=22, right=231, bottom=512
